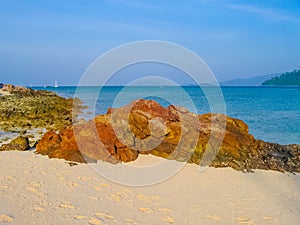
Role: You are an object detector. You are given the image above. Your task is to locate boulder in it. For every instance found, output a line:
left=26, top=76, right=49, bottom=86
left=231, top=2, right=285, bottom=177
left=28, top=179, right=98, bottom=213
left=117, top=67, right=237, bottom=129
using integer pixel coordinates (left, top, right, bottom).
left=0, top=136, right=30, bottom=151
left=36, top=99, right=300, bottom=173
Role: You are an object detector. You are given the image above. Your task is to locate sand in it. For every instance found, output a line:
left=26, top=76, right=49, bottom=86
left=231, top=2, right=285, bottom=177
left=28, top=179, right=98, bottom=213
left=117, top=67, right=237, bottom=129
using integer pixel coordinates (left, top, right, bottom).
left=0, top=151, right=299, bottom=225
left=0, top=90, right=11, bottom=96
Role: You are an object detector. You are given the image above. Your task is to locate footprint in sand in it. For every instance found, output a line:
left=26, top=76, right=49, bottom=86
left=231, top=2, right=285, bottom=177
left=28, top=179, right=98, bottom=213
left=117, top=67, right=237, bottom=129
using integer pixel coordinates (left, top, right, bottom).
left=34, top=207, right=44, bottom=212
left=29, top=181, right=41, bottom=186
left=100, top=183, right=110, bottom=188
left=26, top=186, right=38, bottom=193
left=139, top=207, right=154, bottom=213
left=75, top=215, right=105, bottom=225
left=74, top=215, right=89, bottom=219
left=136, top=194, right=152, bottom=203
left=26, top=181, right=42, bottom=194
left=122, top=189, right=133, bottom=197
left=162, top=216, right=175, bottom=224
left=0, top=214, right=13, bottom=223
left=61, top=170, right=74, bottom=175
left=57, top=175, right=65, bottom=181
left=78, top=176, right=94, bottom=181
left=236, top=217, right=254, bottom=224
left=206, top=214, right=222, bottom=221
left=88, top=218, right=103, bottom=225
left=59, top=202, right=75, bottom=209
left=67, top=182, right=80, bottom=187
left=95, top=212, right=117, bottom=223
left=124, top=218, right=138, bottom=224
left=263, top=216, right=274, bottom=221
left=3, top=176, right=16, bottom=182
left=157, top=208, right=172, bottom=213
left=93, top=184, right=110, bottom=191
left=93, top=186, right=102, bottom=191
left=136, top=194, right=160, bottom=203
left=95, top=212, right=115, bottom=220
left=88, top=196, right=98, bottom=200
left=110, top=193, right=122, bottom=202
left=0, top=185, right=12, bottom=190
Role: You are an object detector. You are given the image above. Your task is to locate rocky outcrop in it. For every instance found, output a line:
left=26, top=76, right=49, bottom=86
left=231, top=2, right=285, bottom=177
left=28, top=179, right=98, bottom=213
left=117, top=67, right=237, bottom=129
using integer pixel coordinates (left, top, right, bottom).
left=0, top=84, right=84, bottom=132
left=36, top=117, right=139, bottom=163
left=1, top=84, right=53, bottom=97
left=36, top=99, right=300, bottom=173
left=0, top=136, right=30, bottom=151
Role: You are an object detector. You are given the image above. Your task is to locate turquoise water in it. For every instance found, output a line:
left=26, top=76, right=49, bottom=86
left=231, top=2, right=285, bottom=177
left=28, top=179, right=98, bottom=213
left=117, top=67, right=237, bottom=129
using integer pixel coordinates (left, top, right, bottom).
left=35, top=86, right=300, bottom=145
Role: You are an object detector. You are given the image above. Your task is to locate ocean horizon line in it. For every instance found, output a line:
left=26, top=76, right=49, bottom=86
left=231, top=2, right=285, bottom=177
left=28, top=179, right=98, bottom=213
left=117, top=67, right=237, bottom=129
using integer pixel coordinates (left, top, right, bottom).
left=31, top=85, right=300, bottom=89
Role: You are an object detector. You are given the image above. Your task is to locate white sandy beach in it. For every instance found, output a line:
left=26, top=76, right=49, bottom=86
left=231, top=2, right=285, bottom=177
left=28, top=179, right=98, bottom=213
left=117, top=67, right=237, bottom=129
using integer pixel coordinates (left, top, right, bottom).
left=0, top=151, right=299, bottom=225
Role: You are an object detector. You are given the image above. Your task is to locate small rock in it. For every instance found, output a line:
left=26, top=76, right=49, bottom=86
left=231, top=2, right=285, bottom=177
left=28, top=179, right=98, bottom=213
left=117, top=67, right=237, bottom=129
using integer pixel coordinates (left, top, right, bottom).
left=0, top=136, right=29, bottom=151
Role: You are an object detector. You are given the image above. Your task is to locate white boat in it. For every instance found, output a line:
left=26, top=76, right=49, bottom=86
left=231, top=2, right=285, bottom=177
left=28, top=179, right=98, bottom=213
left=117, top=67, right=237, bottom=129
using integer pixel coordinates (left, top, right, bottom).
left=54, top=80, right=58, bottom=88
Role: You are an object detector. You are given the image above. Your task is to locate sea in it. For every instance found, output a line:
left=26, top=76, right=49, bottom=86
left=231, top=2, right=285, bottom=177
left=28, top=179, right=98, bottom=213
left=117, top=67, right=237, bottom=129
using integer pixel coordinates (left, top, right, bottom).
left=34, top=86, right=300, bottom=145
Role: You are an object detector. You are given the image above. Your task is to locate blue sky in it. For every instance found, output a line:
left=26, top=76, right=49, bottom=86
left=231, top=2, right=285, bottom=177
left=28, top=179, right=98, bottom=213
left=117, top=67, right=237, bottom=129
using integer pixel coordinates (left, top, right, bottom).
left=1, top=0, right=300, bottom=85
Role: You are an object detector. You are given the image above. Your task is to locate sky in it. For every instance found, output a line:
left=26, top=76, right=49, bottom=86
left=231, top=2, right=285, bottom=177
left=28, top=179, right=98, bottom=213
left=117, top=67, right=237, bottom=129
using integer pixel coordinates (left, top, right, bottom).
left=1, top=0, right=300, bottom=86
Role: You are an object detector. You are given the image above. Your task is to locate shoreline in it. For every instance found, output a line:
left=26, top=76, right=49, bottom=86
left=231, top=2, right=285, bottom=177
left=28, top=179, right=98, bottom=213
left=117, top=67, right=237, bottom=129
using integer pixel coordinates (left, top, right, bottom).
left=0, top=128, right=45, bottom=149
left=1, top=84, right=299, bottom=224
left=0, top=150, right=299, bottom=224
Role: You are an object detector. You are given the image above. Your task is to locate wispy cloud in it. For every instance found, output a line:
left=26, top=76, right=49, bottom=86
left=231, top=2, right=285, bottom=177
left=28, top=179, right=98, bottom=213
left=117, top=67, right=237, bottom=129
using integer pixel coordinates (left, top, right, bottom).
left=227, top=4, right=300, bottom=23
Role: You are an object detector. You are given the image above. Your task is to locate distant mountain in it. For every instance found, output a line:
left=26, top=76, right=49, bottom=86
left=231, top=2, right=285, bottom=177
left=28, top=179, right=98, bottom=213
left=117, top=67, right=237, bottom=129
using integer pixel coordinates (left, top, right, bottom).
left=221, top=74, right=279, bottom=86
left=262, top=70, right=300, bottom=86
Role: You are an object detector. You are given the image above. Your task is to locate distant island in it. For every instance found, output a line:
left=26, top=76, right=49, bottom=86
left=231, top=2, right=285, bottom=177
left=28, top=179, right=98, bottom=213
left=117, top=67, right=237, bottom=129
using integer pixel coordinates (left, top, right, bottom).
left=262, top=70, right=300, bottom=86
left=220, top=74, right=279, bottom=86
left=221, top=69, right=300, bottom=87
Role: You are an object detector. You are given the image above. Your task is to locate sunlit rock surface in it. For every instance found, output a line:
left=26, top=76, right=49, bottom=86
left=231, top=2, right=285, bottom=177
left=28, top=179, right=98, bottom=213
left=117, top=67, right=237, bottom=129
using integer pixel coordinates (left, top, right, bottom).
left=36, top=99, right=300, bottom=173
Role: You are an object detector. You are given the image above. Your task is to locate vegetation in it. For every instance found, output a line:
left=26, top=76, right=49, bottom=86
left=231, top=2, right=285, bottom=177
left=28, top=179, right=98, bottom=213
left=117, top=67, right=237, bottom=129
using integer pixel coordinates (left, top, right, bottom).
left=262, top=70, right=300, bottom=86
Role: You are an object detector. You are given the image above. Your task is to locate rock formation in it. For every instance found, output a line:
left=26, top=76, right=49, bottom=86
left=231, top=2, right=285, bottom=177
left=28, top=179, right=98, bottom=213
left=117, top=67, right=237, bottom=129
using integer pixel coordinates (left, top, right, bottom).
left=0, top=84, right=84, bottom=132
left=36, top=99, right=300, bottom=173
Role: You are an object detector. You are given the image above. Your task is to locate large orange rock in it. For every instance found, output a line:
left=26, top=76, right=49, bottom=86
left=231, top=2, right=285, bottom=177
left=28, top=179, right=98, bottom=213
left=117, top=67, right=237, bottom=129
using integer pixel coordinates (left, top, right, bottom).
left=36, top=99, right=300, bottom=173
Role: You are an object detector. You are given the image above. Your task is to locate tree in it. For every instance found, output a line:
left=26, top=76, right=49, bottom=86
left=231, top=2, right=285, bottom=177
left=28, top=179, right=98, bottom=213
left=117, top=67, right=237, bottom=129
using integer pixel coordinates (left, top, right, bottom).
left=262, top=70, right=300, bottom=86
